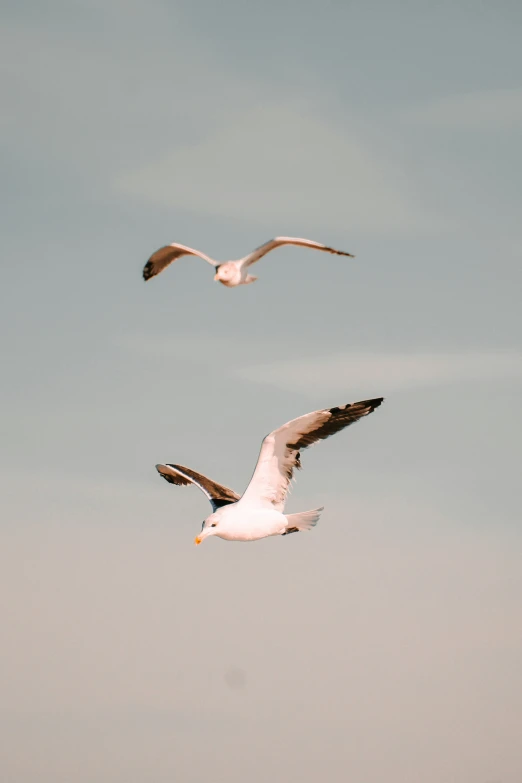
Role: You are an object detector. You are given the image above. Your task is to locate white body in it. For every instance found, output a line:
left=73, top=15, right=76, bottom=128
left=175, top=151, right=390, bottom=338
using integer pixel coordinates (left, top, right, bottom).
left=213, top=261, right=257, bottom=287
left=207, top=503, right=288, bottom=542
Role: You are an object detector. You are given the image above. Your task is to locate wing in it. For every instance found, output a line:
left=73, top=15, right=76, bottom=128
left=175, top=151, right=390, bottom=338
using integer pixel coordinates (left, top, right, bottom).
left=240, top=237, right=355, bottom=268
left=241, top=398, right=383, bottom=510
left=155, top=463, right=240, bottom=511
left=143, top=243, right=217, bottom=281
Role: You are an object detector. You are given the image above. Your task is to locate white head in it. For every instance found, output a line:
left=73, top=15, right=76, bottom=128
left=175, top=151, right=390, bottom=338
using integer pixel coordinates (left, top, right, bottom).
left=194, top=510, right=222, bottom=545
left=214, top=262, right=239, bottom=287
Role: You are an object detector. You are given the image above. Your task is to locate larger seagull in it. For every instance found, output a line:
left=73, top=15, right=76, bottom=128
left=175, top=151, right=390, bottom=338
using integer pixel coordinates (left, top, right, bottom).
left=155, top=397, right=383, bottom=544
left=143, top=236, right=355, bottom=287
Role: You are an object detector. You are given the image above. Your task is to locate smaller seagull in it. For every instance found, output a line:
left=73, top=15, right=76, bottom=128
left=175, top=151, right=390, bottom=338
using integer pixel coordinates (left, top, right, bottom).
left=154, top=397, right=383, bottom=545
left=142, top=236, right=355, bottom=287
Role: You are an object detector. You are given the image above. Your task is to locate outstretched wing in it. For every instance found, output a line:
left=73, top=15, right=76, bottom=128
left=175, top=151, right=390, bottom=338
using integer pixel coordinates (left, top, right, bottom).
left=241, top=398, right=383, bottom=510
left=143, top=243, right=217, bottom=281
left=155, top=463, right=240, bottom=511
left=240, top=236, right=355, bottom=268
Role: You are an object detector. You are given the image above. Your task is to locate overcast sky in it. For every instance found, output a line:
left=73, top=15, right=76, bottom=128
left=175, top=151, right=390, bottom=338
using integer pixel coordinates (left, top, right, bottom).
left=1, top=1, right=522, bottom=781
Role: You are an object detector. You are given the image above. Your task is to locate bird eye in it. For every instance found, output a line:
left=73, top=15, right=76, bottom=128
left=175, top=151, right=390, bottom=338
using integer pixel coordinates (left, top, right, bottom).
left=210, top=523, right=217, bottom=527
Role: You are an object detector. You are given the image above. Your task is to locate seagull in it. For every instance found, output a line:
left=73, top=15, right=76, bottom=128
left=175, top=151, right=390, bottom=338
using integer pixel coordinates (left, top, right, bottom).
left=155, top=397, right=383, bottom=545
left=142, top=236, right=355, bottom=287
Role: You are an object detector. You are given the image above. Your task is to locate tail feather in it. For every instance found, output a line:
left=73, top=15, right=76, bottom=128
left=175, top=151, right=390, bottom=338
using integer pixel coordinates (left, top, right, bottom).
left=282, top=507, right=324, bottom=535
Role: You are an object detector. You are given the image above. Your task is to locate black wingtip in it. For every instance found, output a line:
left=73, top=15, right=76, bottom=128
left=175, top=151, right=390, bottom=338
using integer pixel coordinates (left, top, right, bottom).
left=157, top=468, right=175, bottom=484
left=329, top=397, right=384, bottom=417
left=359, top=397, right=384, bottom=412
left=156, top=464, right=186, bottom=486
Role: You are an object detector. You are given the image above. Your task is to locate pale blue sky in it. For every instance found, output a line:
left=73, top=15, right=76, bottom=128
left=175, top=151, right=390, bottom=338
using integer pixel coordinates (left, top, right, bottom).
left=1, top=1, right=522, bottom=781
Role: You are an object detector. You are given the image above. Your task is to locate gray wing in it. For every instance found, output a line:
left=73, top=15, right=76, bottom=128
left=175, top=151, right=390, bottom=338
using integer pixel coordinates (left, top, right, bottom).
left=240, top=236, right=355, bottom=268
left=240, top=398, right=384, bottom=510
left=143, top=243, right=217, bottom=281
left=155, top=463, right=240, bottom=511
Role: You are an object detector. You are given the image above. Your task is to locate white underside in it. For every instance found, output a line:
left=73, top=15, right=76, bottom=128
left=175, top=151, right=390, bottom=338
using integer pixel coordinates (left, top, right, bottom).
left=215, top=261, right=257, bottom=287
left=213, top=505, right=287, bottom=541
left=204, top=500, right=323, bottom=542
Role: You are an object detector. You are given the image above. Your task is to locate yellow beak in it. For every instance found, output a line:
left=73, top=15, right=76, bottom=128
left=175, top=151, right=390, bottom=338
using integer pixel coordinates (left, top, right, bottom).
left=194, top=535, right=203, bottom=545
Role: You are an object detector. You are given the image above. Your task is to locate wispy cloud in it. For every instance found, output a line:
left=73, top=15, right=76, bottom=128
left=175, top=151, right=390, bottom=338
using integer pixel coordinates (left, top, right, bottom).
left=115, top=337, right=522, bottom=396
left=117, top=104, right=444, bottom=237
left=236, top=350, right=522, bottom=397
left=405, top=88, right=522, bottom=131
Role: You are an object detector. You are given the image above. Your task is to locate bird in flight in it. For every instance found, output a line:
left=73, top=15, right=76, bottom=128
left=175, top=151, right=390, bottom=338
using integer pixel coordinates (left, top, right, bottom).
left=154, top=397, right=383, bottom=545
left=142, top=236, right=355, bottom=287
